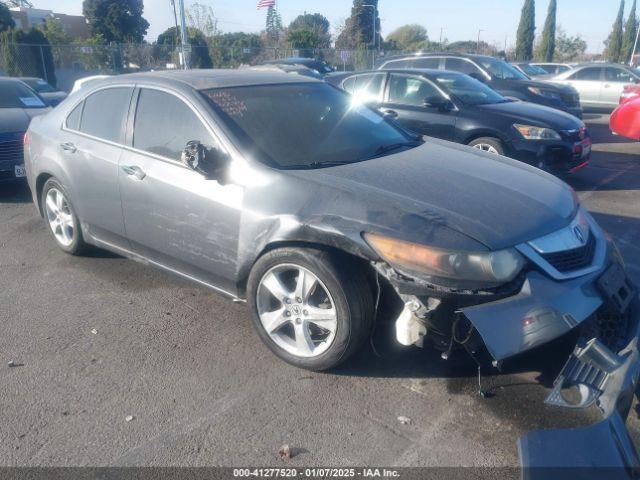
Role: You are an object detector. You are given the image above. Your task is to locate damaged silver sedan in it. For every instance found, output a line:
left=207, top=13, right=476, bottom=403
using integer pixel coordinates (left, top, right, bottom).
left=25, top=70, right=639, bottom=474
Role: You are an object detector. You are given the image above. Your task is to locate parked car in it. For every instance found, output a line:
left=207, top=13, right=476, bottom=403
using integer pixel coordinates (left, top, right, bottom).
left=550, top=63, right=640, bottom=109
left=610, top=96, right=640, bottom=140
left=70, top=75, right=110, bottom=93
left=531, top=62, right=574, bottom=75
left=0, top=77, right=49, bottom=183
left=18, top=77, right=67, bottom=107
left=327, top=69, right=591, bottom=173
left=261, top=57, right=334, bottom=76
left=619, top=83, right=640, bottom=104
left=511, top=62, right=553, bottom=78
left=378, top=53, right=583, bottom=118
left=24, top=69, right=640, bottom=471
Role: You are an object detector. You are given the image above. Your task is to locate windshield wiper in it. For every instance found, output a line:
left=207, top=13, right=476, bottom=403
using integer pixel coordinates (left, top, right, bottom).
left=367, top=140, right=423, bottom=159
left=285, top=160, right=354, bottom=170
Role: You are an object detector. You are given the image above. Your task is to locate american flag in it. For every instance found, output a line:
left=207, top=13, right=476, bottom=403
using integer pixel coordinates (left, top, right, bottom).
left=257, top=0, right=276, bottom=8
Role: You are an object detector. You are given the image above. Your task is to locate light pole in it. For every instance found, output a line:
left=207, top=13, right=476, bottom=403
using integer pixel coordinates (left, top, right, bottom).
left=477, top=29, right=484, bottom=54
left=362, top=4, right=377, bottom=50
left=630, top=25, right=640, bottom=67
left=177, top=0, right=190, bottom=69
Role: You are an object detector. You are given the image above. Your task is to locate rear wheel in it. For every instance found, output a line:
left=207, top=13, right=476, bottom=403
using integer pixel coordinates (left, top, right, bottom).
left=468, top=137, right=505, bottom=155
left=247, top=247, right=374, bottom=371
left=41, top=178, right=88, bottom=255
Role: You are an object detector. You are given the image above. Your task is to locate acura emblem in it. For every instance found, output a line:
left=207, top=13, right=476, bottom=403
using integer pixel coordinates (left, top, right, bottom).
left=574, top=226, right=585, bottom=244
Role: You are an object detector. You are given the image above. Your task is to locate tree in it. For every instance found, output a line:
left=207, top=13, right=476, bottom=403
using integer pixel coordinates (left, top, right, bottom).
left=385, top=24, right=429, bottom=51
left=335, top=0, right=381, bottom=50
left=2, top=0, right=33, bottom=7
left=554, top=26, right=587, bottom=62
left=605, top=0, right=625, bottom=62
left=622, top=0, right=638, bottom=63
left=82, top=0, right=149, bottom=43
left=265, top=5, right=283, bottom=45
left=286, top=28, right=320, bottom=52
left=209, top=32, right=263, bottom=67
left=156, top=26, right=212, bottom=69
left=37, top=17, right=72, bottom=45
left=288, top=13, right=331, bottom=49
left=0, top=2, right=14, bottom=32
left=0, top=28, right=56, bottom=85
left=186, top=2, right=217, bottom=38
left=536, top=0, right=556, bottom=61
left=515, top=0, right=535, bottom=60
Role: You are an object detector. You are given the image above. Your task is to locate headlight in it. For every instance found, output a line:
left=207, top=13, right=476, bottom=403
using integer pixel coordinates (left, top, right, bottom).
left=364, top=232, right=525, bottom=286
left=527, top=86, right=562, bottom=101
left=514, top=124, right=562, bottom=140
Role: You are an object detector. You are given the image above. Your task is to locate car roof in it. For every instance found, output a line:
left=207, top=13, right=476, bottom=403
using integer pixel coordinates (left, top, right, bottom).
left=337, top=68, right=463, bottom=77
left=0, top=77, right=31, bottom=85
left=382, top=52, right=494, bottom=62
left=93, top=69, right=321, bottom=91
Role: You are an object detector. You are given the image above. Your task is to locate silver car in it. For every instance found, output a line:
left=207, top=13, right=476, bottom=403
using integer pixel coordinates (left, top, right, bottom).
left=551, top=63, right=640, bottom=108
left=23, top=69, right=640, bottom=467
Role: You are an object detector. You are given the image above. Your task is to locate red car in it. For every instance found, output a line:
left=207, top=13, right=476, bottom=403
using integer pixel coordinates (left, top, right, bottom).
left=620, top=84, right=640, bottom=105
left=610, top=96, right=640, bottom=140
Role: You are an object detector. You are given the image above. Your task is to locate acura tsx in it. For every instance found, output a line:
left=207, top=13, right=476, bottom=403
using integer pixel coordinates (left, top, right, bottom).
left=24, top=70, right=640, bottom=474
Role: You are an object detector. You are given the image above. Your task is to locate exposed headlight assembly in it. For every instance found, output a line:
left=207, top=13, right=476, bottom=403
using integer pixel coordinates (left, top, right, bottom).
left=364, top=232, right=526, bottom=288
left=527, top=86, right=562, bottom=101
left=514, top=124, right=562, bottom=140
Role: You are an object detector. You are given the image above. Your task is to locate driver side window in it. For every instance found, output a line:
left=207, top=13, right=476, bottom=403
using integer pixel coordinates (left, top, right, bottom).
left=133, top=88, right=218, bottom=161
left=388, top=74, right=441, bottom=106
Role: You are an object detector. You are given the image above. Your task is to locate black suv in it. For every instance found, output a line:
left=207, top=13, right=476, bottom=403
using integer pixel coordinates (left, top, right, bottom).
left=378, top=53, right=583, bottom=118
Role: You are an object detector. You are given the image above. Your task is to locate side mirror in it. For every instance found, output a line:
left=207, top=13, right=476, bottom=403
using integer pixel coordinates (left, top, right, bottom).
left=468, top=72, right=487, bottom=83
left=181, top=140, right=229, bottom=180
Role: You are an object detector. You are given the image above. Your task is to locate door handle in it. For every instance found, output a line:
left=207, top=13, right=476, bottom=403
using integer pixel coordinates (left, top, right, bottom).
left=60, top=142, right=76, bottom=153
left=121, top=165, right=146, bottom=180
left=380, top=109, right=398, bottom=118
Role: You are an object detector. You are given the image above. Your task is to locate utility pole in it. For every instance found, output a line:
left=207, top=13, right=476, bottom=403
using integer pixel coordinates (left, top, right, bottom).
left=477, top=29, right=484, bottom=54
left=631, top=25, right=640, bottom=66
left=169, top=0, right=180, bottom=61
left=439, top=28, right=444, bottom=48
left=177, top=0, right=190, bottom=69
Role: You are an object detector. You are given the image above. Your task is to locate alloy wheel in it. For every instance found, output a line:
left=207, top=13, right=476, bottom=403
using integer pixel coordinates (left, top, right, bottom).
left=45, top=187, right=75, bottom=247
left=256, top=264, right=338, bottom=358
left=472, top=143, right=499, bottom=154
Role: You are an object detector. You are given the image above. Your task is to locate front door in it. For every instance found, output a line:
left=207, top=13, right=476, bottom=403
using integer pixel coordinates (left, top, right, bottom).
left=118, top=87, right=243, bottom=293
left=382, top=73, right=457, bottom=140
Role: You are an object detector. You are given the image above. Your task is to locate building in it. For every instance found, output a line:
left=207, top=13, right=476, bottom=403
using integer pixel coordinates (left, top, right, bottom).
left=9, top=7, right=89, bottom=40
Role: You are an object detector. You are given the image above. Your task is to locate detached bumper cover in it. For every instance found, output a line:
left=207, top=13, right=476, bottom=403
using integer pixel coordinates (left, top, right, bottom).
left=520, top=296, right=640, bottom=479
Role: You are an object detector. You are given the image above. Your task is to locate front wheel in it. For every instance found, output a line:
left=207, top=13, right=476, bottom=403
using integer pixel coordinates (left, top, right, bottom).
left=247, top=247, right=374, bottom=371
left=468, top=137, right=505, bottom=155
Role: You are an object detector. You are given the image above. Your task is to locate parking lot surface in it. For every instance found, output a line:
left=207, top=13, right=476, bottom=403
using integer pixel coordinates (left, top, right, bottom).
left=1, top=113, right=639, bottom=468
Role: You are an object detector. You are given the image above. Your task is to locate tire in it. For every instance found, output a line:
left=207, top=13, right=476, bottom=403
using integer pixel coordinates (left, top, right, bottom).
left=41, top=178, right=88, bottom=255
left=468, top=137, right=505, bottom=155
left=247, top=247, right=374, bottom=371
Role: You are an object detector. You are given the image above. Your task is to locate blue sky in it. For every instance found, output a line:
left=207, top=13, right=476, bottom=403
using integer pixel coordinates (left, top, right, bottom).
left=39, top=0, right=624, bottom=53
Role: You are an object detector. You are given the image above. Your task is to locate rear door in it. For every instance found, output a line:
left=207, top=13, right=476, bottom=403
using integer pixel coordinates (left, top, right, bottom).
left=382, top=73, right=457, bottom=140
left=602, top=67, right=638, bottom=106
left=565, top=67, right=603, bottom=106
left=118, top=87, right=243, bottom=292
left=60, top=86, right=134, bottom=247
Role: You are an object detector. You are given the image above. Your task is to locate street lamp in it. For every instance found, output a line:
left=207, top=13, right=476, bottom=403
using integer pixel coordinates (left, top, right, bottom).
left=477, top=29, right=484, bottom=54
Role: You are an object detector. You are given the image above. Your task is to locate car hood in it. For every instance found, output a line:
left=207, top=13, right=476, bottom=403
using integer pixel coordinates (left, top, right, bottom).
left=476, top=100, right=583, bottom=130
left=290, top=139, right=576, bottom=251
left=0, top=107, right=49, bottom=134
left=40, top=91, right=68, bottom=105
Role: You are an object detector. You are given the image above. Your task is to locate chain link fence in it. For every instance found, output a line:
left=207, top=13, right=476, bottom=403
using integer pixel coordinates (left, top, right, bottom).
left=0, top=42, right=412, bottom=91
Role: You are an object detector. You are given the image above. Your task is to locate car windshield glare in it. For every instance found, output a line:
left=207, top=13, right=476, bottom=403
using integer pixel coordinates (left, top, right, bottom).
left=479, top=58, right=528, bottom=80
left=201, top=83, right=417, bottom=169
left=0, top=82, right=47, bottom=108
left=433, top=73, right=506, bottom=105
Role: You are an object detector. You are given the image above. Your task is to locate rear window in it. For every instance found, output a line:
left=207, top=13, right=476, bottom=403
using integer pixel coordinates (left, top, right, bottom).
left=79, top=87, right=133, bottom=143
left=0, top=81, right=47, bottom=108
left=66, top=102, right=83, bottom=130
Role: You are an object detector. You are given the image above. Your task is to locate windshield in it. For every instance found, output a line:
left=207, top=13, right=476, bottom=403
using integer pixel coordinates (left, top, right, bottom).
left=23, top=79, right=56, bottom=93
left=518, top=64, right=548, bottom=76
left=201, top=83, right=419, bottom=169
left=0, top=81, right=47, bottom=108
left=478, top=57, right=528, bottom=80
left=433, top=72, right=506, bottom=105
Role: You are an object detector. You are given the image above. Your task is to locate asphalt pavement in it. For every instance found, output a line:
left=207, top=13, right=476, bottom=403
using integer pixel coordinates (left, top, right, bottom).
left=1, top=113, right=639, bottom=469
